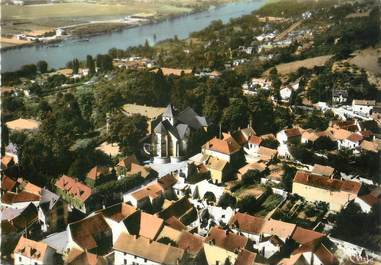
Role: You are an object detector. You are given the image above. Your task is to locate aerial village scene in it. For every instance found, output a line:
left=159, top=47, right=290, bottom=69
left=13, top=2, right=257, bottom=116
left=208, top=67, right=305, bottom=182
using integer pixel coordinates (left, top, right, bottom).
left=1, top=0, right=381, bottom=264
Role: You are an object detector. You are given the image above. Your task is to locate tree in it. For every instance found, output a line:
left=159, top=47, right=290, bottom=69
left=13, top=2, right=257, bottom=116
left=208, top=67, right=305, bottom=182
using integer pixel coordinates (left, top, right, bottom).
left=109, top=112, right=148, bottom=155
left=237, top=195, right=258, bottom=214
left=20, top=64, right=37, bottom=77
left=221, top=98, right=249, bottom=131
left=86, top=55, right=96, bottom=75
left=72, top=58, right=80, bottom=75
left=37, top=60, right=48, bottom=73
left=282, top=163, right=297, bottom=192
left=218, top=192, right=237, bottom=209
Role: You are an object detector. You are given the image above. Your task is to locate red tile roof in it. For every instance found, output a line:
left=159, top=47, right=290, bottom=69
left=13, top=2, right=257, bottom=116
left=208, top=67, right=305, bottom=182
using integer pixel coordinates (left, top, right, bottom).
left=177, top=231, right=204, bottom=256
left=1, top=176, right=17, bottom=192
left=292, top=227, right=325, bottom=245
left=293, top=171, right=361, bottom=194
left=248, top=135, right=262, bottom=145
left=235, top=249, right=257, bottom=265
left=284, top=128, right=302, bottom=138
left=55, top=175, right=92, bottom=203
left=1, top=155, right=15, bottom=168
left=97, top=202, right=137, bottom=222
left=139, top=212, right=164, bottom=240
left=2, top=191, right=40, bottom=204
left=14, top=237, right=49, bottom=262
left=347, top=133, right=363, bottom=143
left=205, top=226, right=248, bottom=252
left=229, top=212, right=265, bottom=234
left=204, top=137, right=241, bottom=155
left=86, top=166, right=111, bottom=181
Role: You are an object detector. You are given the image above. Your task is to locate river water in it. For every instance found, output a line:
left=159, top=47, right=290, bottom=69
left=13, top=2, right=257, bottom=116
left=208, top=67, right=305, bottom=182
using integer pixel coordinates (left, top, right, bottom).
left=1, top=0, right=266, bottom=73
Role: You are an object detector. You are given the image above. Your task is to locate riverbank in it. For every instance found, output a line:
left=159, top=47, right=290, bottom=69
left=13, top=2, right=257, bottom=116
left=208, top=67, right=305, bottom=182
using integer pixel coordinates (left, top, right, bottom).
left=1, top=0, right=268, bottom=72
left=1, top=0, right=235, bottom=49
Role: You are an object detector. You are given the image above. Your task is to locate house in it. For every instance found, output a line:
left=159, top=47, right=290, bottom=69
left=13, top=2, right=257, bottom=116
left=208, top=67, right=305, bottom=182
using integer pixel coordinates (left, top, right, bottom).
left=247, top=135, right=262, bottom=152
left=1, top=155, right=16, bottom=171
left=311, top=164, right=335, bottom=177
left=332, top=89, right=348, bottom=104
left=197, top=242, right=238, bottom=265
left=177, top=231, right=204, bottom=256
left=159, top=197, right=198, bottom=226
left=116, top=155, right=154, bottom=179
left=354, top=187, right=381, bottom=213
left=292, top=171, right=361, bottom=211
left=291, top=226, right=325, bottom=245
left=122, top=104, right=166, bottom=133
left=277, top=128, right=302, bottom=158
left=14, top=237, right=55, bottom=265
left=123, top=211, right=164, bottom=240
left=277, top=128, right=302, bottom=145
left=152, top=67, right=192, bottom=76
left=5, top=118, right=40, bottom=131
left=280, top=86, right=293, bottom=101
left=301, top=130, right=329, bottom=145
left=338, top=133, right=363, bottom=150
left=38, top=188, right=69, bottom=233
left=246, top=146, right=277, bottom=163
left=190, top=180, right=225, bottom=204
left=2, top=191, right=41, bottom=209
left=55, top=175, right=93, bottom=213
left=352, top=100, right=375, bottom=117
left=360, top=140, right=380, bottom=153
left=1, top=175, right=18, bottom=193
left=288, top=238, right=339, bottom=265
left=1, top=202, right=39, bottom=232
left=228, top=213, right=296, bottom=241
left=205, top=156, right=230, bottom=184
left=237, top=162, right=267, bottom=181
left=230, top=127, right=256, bottom=146
left=68, top=252, right=107, bottom=265
left=113, top=233, right=185, bottom=265
left=126, top=182, right=164, bottom=209
left=67, top=213, right=113, bottom=255
left=153, top=104, right=207, bottom=163
left=202, top=136, right=241, bottom=163
left=85, top=166, right=114, bottom=187
left=204, top=226, right=248, bottom=252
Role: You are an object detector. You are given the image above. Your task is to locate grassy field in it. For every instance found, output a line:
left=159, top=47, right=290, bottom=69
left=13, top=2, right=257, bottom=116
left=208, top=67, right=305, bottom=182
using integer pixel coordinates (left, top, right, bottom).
left=349, top=47, right=381, bottom=75
left=1, top=0, right=233, bottom=36
left=264, top=55, right=333, bottom=76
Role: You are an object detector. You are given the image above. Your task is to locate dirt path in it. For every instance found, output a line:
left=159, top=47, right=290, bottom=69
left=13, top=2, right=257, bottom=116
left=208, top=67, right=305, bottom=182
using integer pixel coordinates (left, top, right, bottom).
left=274, top=20, right=303, bottom=42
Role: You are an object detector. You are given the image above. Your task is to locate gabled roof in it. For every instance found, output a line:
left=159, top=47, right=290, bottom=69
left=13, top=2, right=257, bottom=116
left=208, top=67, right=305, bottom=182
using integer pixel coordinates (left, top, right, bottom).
left=347, top=133, right=363, bottom=143
left=69, top=213, right=112, bottom=252
left=292, top=238, right=339, bottom=265
left=352, top=99, right=376, bottom=106
left=311, top=164, right=335, bottom=177
left=159, top=197, right=196, bottom=225
left=176, top=107, right=208, bottom=129
left=284, top=128, right=302, bottom=138
left=202, top=243, right=238, bottom=265
left=124, top=211, right=164, bottom=240
left=40, top=188, right=60, bottom=211
left=113, top=233, right=184, bottom=265
left=1, top=155, right=15, bottom=168
left=68, top=252, right=107, bottom=265
left=117, top=155, right=139, bottom=169
left=1, top=176, right=17, bottom=192
left=205, top=156, right=229, bottom=171
left=163, top=104, right=176, bottom=118
left=248, top=135, right=262, bottom=145
left=14, top=237, right=49, bottom=262
left=293, top=171, right=361, bottom=194
left=205, top=226, right=248, bottom=252
left=229, top=212, right=265, bottom=235
left=291, top=227, right=325, bottom=245
left=258, top=146, right=277, bottom=160
left=21, top=181, right=42, bottom=196
left=165, top=216, right=187, bottom=231
left=260, top=218, right=296, bottom=239
left=131, top=183, right=163, bottom=201
left=204, top=137, right=241, bottom=155
left=360, top=140, right=379, bottom=152
left=128, top=163, right=151, bottom=178
left=97, top=202, right=137, bottom=222
left=86, top=166, right=111, bottom=181
left=55, top=175, right=92, bottom=203
left=177, top=231, right=204, bottom=256
left=235, top=249, right=257, bottom=265
left=158, top=174, right=178, bottom=190
left=238, top=162, right=267, bottom=176
left=2, top=191, right=40, bottom=204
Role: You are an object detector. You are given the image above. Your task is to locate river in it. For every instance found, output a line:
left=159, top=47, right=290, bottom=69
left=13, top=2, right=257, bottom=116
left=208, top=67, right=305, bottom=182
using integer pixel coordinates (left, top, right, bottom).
left=1, top=0, right=267, bottom=73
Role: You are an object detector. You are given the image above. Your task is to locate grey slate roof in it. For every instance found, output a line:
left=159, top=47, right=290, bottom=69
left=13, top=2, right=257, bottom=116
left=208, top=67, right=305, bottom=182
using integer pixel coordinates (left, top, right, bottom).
left=176, top=107, right=207, bottom=129
left=163, top=104, right=176, bottom=118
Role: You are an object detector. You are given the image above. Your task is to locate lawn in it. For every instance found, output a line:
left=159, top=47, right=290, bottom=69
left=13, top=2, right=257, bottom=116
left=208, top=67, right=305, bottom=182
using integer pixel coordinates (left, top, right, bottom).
left=264, top=55, right=333, bottom=76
